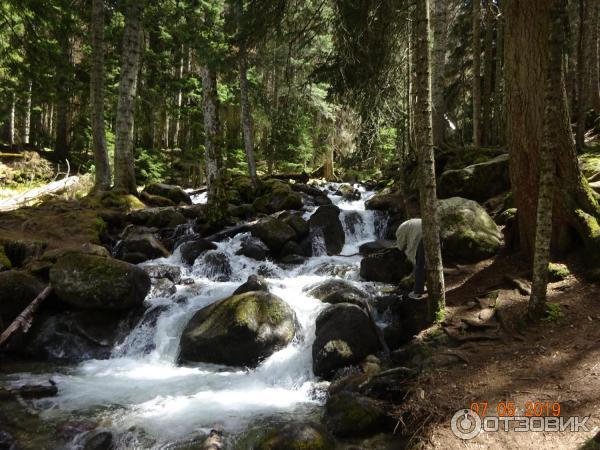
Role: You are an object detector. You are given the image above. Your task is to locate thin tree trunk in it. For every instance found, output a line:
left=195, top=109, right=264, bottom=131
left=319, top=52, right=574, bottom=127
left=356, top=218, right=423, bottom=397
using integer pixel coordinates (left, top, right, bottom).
left=114, top=0, right=144, bottom=194
left=412, top=0, right=446, bottom=322
left=589, top=1, right=600, bottom=112
left=23, top=81, right=32, bottom=144
left=322, top=146, right=334, bottom=180
left=493, top=5, right=504, bottom=145
left=529, top=0, right=565, bottom=319
left=173, top=45, right=184, bottom=148
left=90, top=0, right=111, bottom=191
left=200, top=64, right=226, bottom=221
left=430, top=0, right=447, bottom=149
left=567, top=0, right=579, bottom=117
left=239, top=36, right=258, bottom=187
left=482, top=0, right=494, bottom=145
left=473, top=0, right=482, bottom=147
left=575, top=0, right=589, bottom=151
left=8, top=94, right=15, bottom=146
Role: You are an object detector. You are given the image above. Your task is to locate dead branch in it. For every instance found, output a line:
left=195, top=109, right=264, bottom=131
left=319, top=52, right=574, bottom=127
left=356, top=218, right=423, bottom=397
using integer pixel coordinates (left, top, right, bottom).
left=0, top=176, right=80, bottom=211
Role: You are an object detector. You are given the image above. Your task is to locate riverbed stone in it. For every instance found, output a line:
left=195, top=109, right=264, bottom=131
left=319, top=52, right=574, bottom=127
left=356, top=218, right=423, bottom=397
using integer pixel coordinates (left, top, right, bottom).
left=358, top=240, right=395, bottom=256
left=359, top=248, right=412, bottom=283
left=251, top=217, right=297, bottom=253
left=324, top=391, right=389, bottom=438
left=179, top=239, right=217, bottom=265
left=233, top=275, right=269, bottom=295
left=115, top=233, right=170, bottom=264
left=281, top=213, right=309, bottom=239
left=304, top=279, right=369, bottom=309
left=0, top=270, right=44, bottom=326
left=178, top=291, right=299, bottom=367
left=438, top=197, right=503, bottom=261
left=236, top=236, right=269, bottom=261
left=258, top=422, right=336, bottom=450
left=50, top=253, right=150, bottom=310
left=308, top=205, right=345, bottom=255
left=143, top=183, right=192, bottom=205
left=312, top=303, right=380, bottom=379
left=198, top=251, right=232, bottom=281
left=365, top=189, right=404, bottom=212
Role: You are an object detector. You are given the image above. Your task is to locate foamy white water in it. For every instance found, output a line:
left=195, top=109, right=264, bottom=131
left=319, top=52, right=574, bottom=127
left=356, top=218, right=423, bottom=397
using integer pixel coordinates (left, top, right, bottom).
left=7, top=182, right=388, bottom=447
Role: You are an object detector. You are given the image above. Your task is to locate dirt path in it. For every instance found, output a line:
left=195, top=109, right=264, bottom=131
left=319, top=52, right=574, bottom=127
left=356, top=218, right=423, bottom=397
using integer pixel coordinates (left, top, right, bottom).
left=401, top=255, right=600, bottom=450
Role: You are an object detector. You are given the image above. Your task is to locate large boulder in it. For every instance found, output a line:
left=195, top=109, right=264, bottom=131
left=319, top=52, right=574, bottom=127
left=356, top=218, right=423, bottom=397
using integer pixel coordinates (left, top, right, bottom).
left=253, top=179, right=303, bottom=213
left=197, top=251, right=232, bottom=281
left=312, top=303, right=380, bottom=379
left=114, top=233, right=170, bottom=264
left=438, top=154, right=510, bottom=202
left=50, top=253, right=150, bottom=310
left=358, top=240, right=395, bottom=256
left=258, top=422, right=336, bottom=450
left=0, top=270, right=44, bottom=326
left=142, top=183, right=192, bottom=205
left=304, top=279, right=369, bottom=309
left=251, top=217, right=297, bottom=254
left=179, top=239, right=217, bottom=265
left=308, top=205, right=345, bottom=255
left=438, top=197, right=503, bottom=261
left=324, top=392, right=389, bottom=438
left=365, top=189, right=404, bottom=213
left=281, top=213, right=309, bottom=239
left=233, top=275, right=269, bottom=295
left=360, top=248, right=412, bottom=283
left=236, top=236, right=269, bottom=261
left=178, top=291, right=299, bottom=367
left=127, top=207, right=187, bottom=229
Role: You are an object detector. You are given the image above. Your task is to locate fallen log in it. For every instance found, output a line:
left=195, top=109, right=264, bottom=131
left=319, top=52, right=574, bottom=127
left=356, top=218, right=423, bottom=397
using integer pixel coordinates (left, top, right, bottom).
left=0, top=285, right=52, bottom=347
left=0, top=176, right=80, bottom=211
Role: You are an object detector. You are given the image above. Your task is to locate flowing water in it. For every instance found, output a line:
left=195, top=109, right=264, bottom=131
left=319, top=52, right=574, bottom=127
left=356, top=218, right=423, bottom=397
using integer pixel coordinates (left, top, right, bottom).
left=4, top=183, right=390, bottom=449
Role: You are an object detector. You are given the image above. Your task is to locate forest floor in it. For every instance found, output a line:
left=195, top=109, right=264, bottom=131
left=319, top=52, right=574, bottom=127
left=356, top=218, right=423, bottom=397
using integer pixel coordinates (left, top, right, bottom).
left=402, top=254, right=600, bottom=450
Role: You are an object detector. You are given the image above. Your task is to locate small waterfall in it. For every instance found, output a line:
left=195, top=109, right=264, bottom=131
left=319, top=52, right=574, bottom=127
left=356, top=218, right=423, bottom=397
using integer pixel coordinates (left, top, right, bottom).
left=11, top=182, right=386, bottom=448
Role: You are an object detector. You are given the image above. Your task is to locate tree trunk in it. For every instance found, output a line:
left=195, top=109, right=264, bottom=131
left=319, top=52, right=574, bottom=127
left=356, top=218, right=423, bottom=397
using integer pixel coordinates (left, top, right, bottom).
left=322, top=146, right=334, bottom=180
left=482, top=0, right=494, bottom=145
left=473, top=0, right=482, bottom=147
left=411, top=0, right=446, bottom=322
left=23, top=81, right=32, bottom=144
left=493, top=6, right=504, bottom=145
left=200, top=64, right=226, bottom=221
left=430, top=0, right=447, bottom=149
left=173, top=45, right=184, bottom=148
left=588, top=1, right=600, bottom=112
left=114, top=0, right=144, bottom=194
left=505, top=0, right=600, bottom=263
left=90, top=0, right=111, bottom=191
left=566, top=0, right=579, bottom=117
left=529, top=0, right=565, bottom=319
left=55, top=92, right=69, bottom=160
left=575, top=0, right=589, bottom=151
left=8, top=94, right=15, bottom=146
left=239, top=43, right=258, bottom=187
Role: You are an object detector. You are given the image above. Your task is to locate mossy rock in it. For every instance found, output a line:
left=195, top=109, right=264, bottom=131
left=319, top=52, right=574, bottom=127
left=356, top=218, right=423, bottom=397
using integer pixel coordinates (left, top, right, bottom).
left=89, top=191, right=147, bottom=211
left=50, top=253, right=150, bottom=310
left=139, top=191, right=176, bottom=207
left=548, top=263, right=570, bottom=282
left=253, top=191, right=303, bottom=214
left=0, top=270, right=44, bottom=326
left=324, top=392, right=389, bottom=438
left=251, top=217, right=297, bottom=253
left=0, top=245, right=12, bottom=271
left=143, top=183, right=192, bottom=205
left=259, top=178, right=292, bottom=195
left=438, top=197, right=503, bottom=262
left=230, top=175, right=257, bottom=203
left=178, top=291, right=299, bottom=367
left=258, top=422, right=336, bottom=450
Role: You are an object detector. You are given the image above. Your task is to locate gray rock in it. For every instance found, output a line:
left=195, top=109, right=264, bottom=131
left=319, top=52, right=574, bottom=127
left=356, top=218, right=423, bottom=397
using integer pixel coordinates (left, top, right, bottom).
left=258, top=422, right=335, bottom=450
left=143, top=183, right=192, bottom=205
left=251, top=217, right=297, bottom=253
left=0, top=270, right=44, bottom=326
left=179, top=239, right=217, bottom=265
left=359, top=248, right=412, bottom=284
left=308, top=205, right=345, bottom=255
left=233, top=275, right=269, bottom=295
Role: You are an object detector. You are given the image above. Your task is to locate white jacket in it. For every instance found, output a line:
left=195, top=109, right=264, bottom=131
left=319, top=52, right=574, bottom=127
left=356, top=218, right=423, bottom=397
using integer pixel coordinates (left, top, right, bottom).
left=395, top=218, right=422, bottom=264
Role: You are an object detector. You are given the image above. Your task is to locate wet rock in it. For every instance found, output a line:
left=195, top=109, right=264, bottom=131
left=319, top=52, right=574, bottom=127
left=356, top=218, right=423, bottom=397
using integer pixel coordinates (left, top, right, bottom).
left=438, top=197, right=503, bottom=261
left=0, top=431, right=17, bottom=450
left=281, top=213, right=309, bottom=239
left=0, top=382, right=58, bottom=400
left=358, top=240, right=395, bottom=256
left=143, top=183, right=192, bottom=205
left=308, top=205, right=345, bottom=255
left=115, top=233, right=170, bottom=264
left=233, top=275, right=269, bottom=295
left=82, top=431, right=115, bottom=450
left=280, top=240, right=304, bottom=258
left=321, top=289, right=369, bottom=309
left=251, top=217, right=297, bottom=253
left=142, top=264, right=182, bottom=283
left=198, top=251, right=232, bottom=281
left=383, top=297, right=432, bottom=349
left=305, top=279, right=368, bottom=303
left=291, top=183, right=325, bottom=198
left=336, top=184, right=361, bottom=201
left=0, top=270, right=44, bottom=326
left=139, top=191, right=176, bottom=207
left=50, top=254, right=150, bottom=311
left=314, top=195, right=333, bottom=206
left=253, top=181, right=303, bottom=213
left=236, top=236, right=269, bottom=261
left=438, top=154, right=509, bottom=202
left=279, top=254, right=306, bottom=265
left=150, top=278, right=177, bottom=297
left=179, top=238, right=218, bottom=265
left=312, top=304, right=380, bottom=379
left=324, top=391, right=389, bottom=438
left=343, top=211, right=364, bottom=237
left=384, top=212, right=405, bottom=240
left=127, top=207, right=187, bottom=229
left=258, top=422, right=336, bottom=450
left=19, top=310, right=138, bottom=362
left=178, top=291, right=299, bottom=367
left=365, top=189, right=404, bottom=213
left=359, top=248, right=411, bottom=283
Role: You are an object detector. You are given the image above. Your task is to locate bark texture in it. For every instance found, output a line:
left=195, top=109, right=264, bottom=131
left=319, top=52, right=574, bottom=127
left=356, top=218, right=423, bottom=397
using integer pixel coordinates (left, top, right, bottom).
left=430, top=0, right=447, bottom=149
left=411, top=0, right=446, bottom=321
left=493, top=6, right=504, bottom=145
left=575, top=0, right=590, bottom=151
left=482, top=0, right=494, bottom=145
left=472, top=0, right=482, bottom=147
left=90, top=0, right=111, bottom=191
left=114, top=0, right=144, bottom=194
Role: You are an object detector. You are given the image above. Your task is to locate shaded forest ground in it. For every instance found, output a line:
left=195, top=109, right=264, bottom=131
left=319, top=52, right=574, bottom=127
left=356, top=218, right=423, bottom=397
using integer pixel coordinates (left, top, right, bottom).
left=400, top=254, right=600, bottom=450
